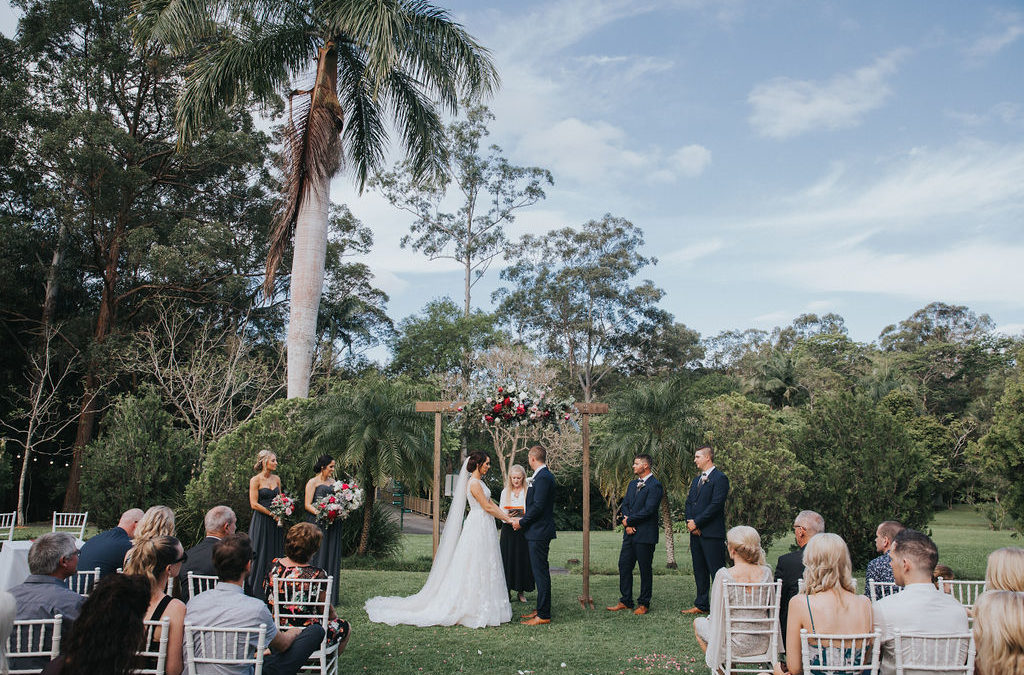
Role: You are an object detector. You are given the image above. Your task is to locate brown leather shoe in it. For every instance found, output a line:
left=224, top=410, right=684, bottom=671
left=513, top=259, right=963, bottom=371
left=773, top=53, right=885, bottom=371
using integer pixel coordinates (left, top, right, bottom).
left=633, top=605, right=649, bottom=615
left=605, top=602, right=631, bottom=612
left=680, top=607, right=708, bottom=615
left=520, top=610, right=538, bottom=619
left=521, top=616, right=551, bottom=625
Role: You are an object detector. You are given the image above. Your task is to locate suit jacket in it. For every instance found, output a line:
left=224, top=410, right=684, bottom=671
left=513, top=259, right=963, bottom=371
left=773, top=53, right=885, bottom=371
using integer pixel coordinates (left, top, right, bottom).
left=76, top=526, right=132, bottom=577
left=684, top=467, right=729, bottom=539
left=618, top=475, right=664, bottom=545
left=176, top=536, right=220, bottom=601
left=519, top=466, right=556, bottom=542
left=774, top=546, right=805, bottom=641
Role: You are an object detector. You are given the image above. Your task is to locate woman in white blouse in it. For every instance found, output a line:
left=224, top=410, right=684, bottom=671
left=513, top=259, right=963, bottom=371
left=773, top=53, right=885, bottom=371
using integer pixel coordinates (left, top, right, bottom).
left=499, top=464, right=534, bottom=603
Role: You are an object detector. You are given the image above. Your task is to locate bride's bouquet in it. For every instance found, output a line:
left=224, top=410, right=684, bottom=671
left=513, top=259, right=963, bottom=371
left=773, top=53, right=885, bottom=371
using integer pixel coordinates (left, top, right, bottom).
left=268, top=493, right=295, bottom=525
left=313, top=479, right=364, bottom=527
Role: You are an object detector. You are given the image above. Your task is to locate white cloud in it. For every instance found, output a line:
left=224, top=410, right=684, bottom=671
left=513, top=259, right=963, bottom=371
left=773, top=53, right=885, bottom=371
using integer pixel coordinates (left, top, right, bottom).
left=516, top=117, right=648, bottom=184
left=664, top=238, right=725, bottom=264
left=748, top=51, right=907, bottom=139
left=966, top=14, right=1024, bottom=60
left=670, top=144, right=712, bottom=177
left=995, top=323, right=1024, bottom=337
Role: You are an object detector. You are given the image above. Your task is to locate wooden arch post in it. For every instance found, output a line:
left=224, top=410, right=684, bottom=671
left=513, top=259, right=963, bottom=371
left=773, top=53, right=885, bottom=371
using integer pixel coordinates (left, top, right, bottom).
left=414, top=401, right=466, bottom=557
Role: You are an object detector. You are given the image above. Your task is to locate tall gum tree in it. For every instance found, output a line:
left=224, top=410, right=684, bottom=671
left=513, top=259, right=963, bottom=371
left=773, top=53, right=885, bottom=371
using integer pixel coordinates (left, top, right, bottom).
left=136, top=0, right=498, bottom=397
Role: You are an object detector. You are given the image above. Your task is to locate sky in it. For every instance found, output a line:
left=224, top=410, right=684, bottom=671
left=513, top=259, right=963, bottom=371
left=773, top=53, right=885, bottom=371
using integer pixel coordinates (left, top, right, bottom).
left=3, top=0, right=1024, bottom=355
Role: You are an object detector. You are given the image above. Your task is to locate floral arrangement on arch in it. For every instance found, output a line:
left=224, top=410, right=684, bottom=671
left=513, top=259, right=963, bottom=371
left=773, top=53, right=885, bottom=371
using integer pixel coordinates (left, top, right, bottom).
left=461, top=381, right=575, bottom=430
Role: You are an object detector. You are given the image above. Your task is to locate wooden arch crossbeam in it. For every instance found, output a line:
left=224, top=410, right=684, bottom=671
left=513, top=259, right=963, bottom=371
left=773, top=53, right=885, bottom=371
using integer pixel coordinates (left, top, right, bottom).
left=414, top=400, right=609, bottom=609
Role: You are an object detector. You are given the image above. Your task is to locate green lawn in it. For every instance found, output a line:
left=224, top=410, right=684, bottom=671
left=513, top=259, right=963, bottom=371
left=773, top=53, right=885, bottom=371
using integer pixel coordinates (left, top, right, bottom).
left=335, top=506, right=1015, bottom=674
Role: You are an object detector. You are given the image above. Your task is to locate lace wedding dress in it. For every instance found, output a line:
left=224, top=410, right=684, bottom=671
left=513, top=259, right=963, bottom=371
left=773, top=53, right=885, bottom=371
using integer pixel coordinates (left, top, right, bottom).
left=365, top=460, right=513, bottom=628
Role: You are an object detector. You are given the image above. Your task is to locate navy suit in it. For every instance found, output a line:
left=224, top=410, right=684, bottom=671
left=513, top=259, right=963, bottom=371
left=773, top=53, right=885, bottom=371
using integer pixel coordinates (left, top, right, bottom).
left=519, top=466, right=556, bottom=619
left=774, top=546, right=805, bottom=643
left=684, top=467, right=729, bottom=611
left=76, top=526, right=132, bottom=578
left=176, top=536, right=220, bottom=601
left=617, top=474, right=663, bottom=608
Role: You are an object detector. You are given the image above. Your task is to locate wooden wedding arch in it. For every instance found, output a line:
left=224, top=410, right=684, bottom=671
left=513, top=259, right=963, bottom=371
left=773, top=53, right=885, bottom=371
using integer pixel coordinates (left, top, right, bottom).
left=415, top=400, right=608, bottom=609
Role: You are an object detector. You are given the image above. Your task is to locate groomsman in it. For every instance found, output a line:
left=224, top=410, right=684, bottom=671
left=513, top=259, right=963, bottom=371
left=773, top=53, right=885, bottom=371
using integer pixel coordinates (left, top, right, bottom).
left=681, top=444, right=729, bottom=615
left=513, top=445, right=556, bottom=625
left=607, top=454, right=663, bottom=615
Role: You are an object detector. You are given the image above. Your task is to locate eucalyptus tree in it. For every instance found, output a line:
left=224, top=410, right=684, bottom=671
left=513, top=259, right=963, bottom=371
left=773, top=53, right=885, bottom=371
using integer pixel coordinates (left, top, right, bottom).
left=136, top=0, right=498, bottom=398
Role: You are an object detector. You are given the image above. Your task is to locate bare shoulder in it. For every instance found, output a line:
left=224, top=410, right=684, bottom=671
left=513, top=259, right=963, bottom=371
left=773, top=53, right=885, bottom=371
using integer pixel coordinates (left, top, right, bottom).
left=249, top=474, right=260, bottom=486
left=168, top=597, right=187, bottom=616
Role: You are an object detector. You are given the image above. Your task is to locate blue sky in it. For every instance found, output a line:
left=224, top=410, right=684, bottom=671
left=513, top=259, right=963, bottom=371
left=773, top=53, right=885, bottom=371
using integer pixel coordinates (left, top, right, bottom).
left=4, top=0, right=1024, bottom=350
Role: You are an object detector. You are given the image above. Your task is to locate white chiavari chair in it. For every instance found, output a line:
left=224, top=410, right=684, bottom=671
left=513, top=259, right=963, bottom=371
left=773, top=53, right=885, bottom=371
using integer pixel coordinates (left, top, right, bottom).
left=187, top=571, right=219, bottom=599
left=868, top=580, right=903, bottom=602
left=892, top=631, right=974, bottom=675
left=799, top=629, right=881, bottom=675
left=270, top=575, right=337, bottom=675
left=7, top=615, right=62, bottom=675
left=65, top=567, right=101, bottom=597
left=51, top=512, right=88, bottom=539
left=0, top=512, right=15, bottom=542
left=133, top=617, right=171, bottom=675
left=183, top=623, right=267, bottom=675
left=721, top=579, right=782, bottom=674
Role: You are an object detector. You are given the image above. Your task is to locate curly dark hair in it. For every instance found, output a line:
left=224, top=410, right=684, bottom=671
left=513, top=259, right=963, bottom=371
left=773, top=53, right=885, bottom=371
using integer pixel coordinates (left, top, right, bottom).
left=60, top=574, right=150, bottom=675
left=313, top=455, right=334, bottom=473
left=466, top=450, right=489, bottom=473
left=285, top=522, right=323, bottom=564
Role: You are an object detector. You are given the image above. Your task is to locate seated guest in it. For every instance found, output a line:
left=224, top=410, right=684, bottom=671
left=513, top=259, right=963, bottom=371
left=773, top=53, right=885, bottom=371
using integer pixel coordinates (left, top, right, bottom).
left=984, top=546, right=1024, bottom=591
left=872, top=529, right=968, bottom=675
left=40, top=574, right=151, bottom=675
left=865, top=520, right=904, bottom=599
left=124, top=535, right=186, bottom=675
left=77, top=508, right=143, bottom=577
left=774, top=533, right=873, bottom=675
left=263, top=523, right=350, bottom=651
left=972, top=590, right=1024, bottom=675
left=932, top=564, right=954, bottom=593
left=0, top=591, right=15, bottom=674
left=177, top=505, right=236, bottom=601
left=694, top=526, right=773, bottom=673
left=8, top=533, right=85, bottom=671
left=124, top=505, right=176, bottom=568
left=774, top=510, right=824, bottom=643
left=185, top=533, right=324, bottom=675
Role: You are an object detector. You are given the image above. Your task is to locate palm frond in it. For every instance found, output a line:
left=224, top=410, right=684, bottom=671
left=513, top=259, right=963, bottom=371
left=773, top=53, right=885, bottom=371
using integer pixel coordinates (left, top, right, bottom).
left=381, top=67, right=447, bottom=181
left=131, top=0, right=219, bottom=49
left=335, top=40, right=388, bottom=190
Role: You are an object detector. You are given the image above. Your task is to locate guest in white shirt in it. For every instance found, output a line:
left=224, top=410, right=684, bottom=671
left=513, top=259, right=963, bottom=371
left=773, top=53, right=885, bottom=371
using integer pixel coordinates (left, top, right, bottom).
left=873, top=529, right=969, bottom=675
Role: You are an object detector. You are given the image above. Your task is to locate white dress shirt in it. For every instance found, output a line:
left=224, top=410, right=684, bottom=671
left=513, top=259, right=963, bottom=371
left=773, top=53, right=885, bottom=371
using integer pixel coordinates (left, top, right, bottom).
left=872, top=582, right=969, bottom=675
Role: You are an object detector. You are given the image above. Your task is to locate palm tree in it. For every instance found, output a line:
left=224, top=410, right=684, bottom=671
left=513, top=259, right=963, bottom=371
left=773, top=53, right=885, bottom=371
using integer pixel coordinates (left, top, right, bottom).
left=135, top=0, right=498, bottom=397
left=305, top=375, right=432, bottom=555
left=596, top=377, right=702, bottom=568
left=757, top=350, right=808, bottom=408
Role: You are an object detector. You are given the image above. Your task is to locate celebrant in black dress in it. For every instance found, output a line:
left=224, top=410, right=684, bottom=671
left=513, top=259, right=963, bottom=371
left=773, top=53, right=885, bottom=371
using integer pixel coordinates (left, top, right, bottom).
left=304, top=454, right=342, bottom=605
left=499, top=464, right=534, bottom=603
left=247, top=449, right=285, bottom=596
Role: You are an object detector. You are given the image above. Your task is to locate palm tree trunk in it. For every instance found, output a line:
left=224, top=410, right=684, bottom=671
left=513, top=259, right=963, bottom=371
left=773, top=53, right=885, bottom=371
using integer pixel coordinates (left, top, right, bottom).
left=358, top=475, right=374, bottom=556
left=286, top=174, right=330, bottom=398
left=661, top=495, right=677, bottom=569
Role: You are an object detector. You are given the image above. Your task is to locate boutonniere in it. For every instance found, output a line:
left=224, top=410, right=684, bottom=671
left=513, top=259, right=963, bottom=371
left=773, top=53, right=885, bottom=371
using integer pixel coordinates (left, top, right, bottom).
left=636, top=482, right=645, bottom=490
left=526, top=476, right=534, bottom=488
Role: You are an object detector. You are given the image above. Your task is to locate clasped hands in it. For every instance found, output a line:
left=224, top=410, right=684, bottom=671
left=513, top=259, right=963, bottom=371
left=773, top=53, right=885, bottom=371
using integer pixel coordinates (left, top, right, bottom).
left=621, top=515, right=636, bottom=536
left=686, top=519, right=702, bottom=536
left=510, top=517, right=522, bottom=530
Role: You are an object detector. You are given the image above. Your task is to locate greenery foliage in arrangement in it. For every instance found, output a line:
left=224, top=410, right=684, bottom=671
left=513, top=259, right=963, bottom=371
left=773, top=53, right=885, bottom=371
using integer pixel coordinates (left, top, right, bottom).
left=81, top=386, right=199, bottom=529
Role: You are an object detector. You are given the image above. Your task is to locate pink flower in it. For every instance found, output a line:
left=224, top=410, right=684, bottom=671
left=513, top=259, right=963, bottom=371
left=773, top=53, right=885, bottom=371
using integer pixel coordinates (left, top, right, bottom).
left=485, top=415, right=494, bottom=422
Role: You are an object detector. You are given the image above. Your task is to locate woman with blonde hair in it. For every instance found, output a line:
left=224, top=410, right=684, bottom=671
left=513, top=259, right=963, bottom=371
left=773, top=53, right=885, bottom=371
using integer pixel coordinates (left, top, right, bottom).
left=973, top=590, right=1024, bottom=674
left=984, top=546, right=1024, bottom=591
left=123, top=506, right=176, bottom=567
left=774, top=533, right=873, bottom=675
left=694, top=525, right=774, bottom=672
left=248, top=449, right=285, bottom=596
left=123, top=536, right=186, bottom=675
left=499, top=464, right=534, bottom=603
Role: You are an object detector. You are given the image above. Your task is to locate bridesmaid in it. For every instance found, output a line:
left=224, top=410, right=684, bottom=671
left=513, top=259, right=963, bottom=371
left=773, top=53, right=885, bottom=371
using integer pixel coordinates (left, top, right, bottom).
left=247, top=450, right=284, bottom=597
left=499, top=464, right=534, bottom=603
left=304, top=455, right=342, bottom=606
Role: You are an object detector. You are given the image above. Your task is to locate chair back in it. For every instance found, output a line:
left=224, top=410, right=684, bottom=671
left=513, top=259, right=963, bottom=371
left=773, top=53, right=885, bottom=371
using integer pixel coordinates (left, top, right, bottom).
left=799, top=629, right=881, bottom=674
left=892, top=631, right=974, bottom=675
left=270, top=575, right=333, bottom=629
left=183, top=623, right=266, bottom=675
left=942, top=580, right=985, bottom=612
left=722, top=579, right=782, bottom=674
left=133, top=617, right=171, bottom=675
left=6, top=615, right=62, bottom=675
left=187, top=571, right=219, bottom=598
left=0, top=511, right=15, bottom=542
left=66, top=567, right=101, bottom=597
left=51, top=511, right=88, bottom=539
left=868, top=580, right=902, bottom=602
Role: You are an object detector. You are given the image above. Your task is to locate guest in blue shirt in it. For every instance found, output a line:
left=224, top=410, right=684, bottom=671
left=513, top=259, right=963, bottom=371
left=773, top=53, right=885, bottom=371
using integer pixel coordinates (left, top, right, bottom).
left=865, top=520, right=904, bottom=600
left=77, top=508, right=144, bottom=577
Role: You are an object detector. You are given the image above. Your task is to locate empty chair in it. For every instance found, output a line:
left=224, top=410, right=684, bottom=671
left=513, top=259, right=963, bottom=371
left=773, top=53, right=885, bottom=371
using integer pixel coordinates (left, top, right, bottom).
left=186, top=571, right=219, bottom=598
left=134, top=617, right=171, bottom=675
left=65, top=567, right=101, bottom=597
left=799, top=629, right=881, bottom=675
left=6, top=615, right=62, bottom=675
left=51, top=512, right=88, bottom=540
left=270, top=576, right=337, bottom=675
left=892, top=631, right=974, bottom=675
left=0, top=512, right=15, bottom=542
left=869, top=580, right=903, bottom=602
left=183, top=623, right=267, bottom=675
left=721, top=580, right=782, bottom=674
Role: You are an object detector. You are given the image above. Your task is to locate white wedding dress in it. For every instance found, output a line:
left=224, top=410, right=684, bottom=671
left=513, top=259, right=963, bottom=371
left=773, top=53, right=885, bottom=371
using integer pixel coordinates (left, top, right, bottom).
left=365, top=461, right=512, bottom=628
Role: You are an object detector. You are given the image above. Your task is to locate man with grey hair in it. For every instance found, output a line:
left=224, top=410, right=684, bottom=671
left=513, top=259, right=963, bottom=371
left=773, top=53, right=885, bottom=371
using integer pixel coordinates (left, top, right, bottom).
left=9, top=532, right=85, bottom=668
left=774, top=510, right=825, bottom=642
left=176, top=505, right=236, bottom=601
left=77, top=508, right=143, bottom=577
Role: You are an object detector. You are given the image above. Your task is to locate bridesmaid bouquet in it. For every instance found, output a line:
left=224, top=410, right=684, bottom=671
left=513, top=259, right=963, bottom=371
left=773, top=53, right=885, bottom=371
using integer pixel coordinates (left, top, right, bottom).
left=313, top=479, right=364, bottom=526
left=268, top=493, right=296, bottom=525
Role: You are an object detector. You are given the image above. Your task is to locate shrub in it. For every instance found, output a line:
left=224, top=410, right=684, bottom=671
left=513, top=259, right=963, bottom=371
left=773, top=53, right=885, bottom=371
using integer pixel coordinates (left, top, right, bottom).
left=179, top=398, right=314, bottom=546
left=791, top=392, right=933, bottom=567
left=701, top=393, right=805, bottom=548
left=976, top=365, right=1024, bottom=535
left=339, top=502, right=403, bottom=558
left=81, top=386, right=198, bottom=528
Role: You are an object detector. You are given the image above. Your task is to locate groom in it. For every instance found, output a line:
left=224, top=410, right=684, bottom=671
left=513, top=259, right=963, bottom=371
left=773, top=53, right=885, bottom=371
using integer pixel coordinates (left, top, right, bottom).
left=513, top=445, right=556, bottom=626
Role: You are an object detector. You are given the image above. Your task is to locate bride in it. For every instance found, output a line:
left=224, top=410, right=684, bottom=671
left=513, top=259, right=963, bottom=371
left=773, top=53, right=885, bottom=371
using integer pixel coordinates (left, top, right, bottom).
left=365, top=451, right=515, bottom=628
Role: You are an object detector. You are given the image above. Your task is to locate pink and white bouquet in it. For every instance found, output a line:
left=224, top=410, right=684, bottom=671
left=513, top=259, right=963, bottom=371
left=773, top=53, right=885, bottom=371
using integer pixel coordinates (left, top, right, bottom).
left=313, top=479, right=364, bottom=527
left=268, top=493, right=295, bottom=524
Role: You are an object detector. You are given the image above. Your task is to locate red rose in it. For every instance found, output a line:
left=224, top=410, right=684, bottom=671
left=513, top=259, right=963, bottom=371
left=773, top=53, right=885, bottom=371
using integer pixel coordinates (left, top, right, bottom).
left=516, top=405, right=526, bottom=414
left=329, top=496, right=336, bottom=503
left=485, top=415, right=494, bottom=422
left=543, top=410, right=550, bottom=417
left=503, top=397, right=511, bottom=405
left=493, top=403, right=503, bottom=413
left=497, top=386, right=503, bottom=393
left=341, top=483, right=349, bottom=490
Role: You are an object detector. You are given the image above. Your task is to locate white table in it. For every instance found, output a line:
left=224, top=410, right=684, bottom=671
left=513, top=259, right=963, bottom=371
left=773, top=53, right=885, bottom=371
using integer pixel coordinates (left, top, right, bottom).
left=0, top=539, right=84, bottom=591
